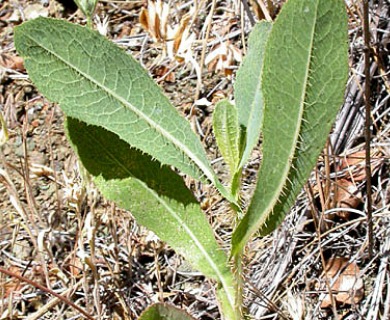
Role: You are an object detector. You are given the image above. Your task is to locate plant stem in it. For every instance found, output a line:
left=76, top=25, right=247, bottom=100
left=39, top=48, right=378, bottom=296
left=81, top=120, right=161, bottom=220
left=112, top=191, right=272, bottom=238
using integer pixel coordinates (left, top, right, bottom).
left=230, top=169, right=244, bottom=320
left=233, top=251, right=245, bottom=319
left=87, top=17, right=93, bottom=29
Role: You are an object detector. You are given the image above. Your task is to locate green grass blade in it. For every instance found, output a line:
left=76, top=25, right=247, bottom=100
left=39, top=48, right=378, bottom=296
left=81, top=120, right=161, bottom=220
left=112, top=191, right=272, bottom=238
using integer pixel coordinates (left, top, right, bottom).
left=65, top=118, right=237, bottom=319
left=235, top=21, right=272, bottom=169
left=213, top=100, right=240, bottom=183
left=14, top=17, right=233, bottom=203
left=232, top=0, right=348, bottom=256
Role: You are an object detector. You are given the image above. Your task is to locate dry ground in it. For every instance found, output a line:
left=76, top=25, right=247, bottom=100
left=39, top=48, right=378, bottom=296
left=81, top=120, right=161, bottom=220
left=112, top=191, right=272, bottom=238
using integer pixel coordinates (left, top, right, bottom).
left=0, top=0, right=389, bottom=319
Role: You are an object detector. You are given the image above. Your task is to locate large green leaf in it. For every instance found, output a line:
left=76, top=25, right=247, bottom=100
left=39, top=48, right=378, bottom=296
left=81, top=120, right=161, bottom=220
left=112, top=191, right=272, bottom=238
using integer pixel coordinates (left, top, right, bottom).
left=139, top=303, right=196, bottom=320
left=65, top=118, right=237, bottom=319
left=14, top=17, right=233, bottom=203
left=232, top=0, right=348, bottom=256
left=235, top=21, right=272, bottom=169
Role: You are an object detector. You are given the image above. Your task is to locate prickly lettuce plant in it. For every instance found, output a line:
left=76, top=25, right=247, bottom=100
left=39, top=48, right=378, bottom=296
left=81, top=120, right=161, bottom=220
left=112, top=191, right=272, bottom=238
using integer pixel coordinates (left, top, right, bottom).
left=14, top=0, right=348, bottom=319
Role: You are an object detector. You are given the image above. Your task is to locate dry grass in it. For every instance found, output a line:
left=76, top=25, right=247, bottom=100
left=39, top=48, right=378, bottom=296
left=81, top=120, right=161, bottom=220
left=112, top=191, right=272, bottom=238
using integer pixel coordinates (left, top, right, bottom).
left=0, top=0, right=389, bottom=319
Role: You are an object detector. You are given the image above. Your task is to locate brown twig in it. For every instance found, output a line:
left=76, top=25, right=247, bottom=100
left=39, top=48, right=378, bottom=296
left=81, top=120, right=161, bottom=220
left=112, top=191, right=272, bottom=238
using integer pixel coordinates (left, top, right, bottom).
left=241, top=0, right=256, bottom=26
left=363, top=0, right=373, bottom=259
left=256, top=0, right=273, bottom=21
left=0, top=266, right=94, bottom=320
left=26, top=280, right=83, bottom=320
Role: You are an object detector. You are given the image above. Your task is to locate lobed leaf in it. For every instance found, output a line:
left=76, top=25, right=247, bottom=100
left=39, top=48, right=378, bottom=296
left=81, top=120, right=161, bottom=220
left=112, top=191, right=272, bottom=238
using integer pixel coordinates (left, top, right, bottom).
left=14, top=17, right=234, bottom=203
left=232, top=0, right=348, bottom=256
left=65, top=118, right=237, bottom=319
left=235, top=21, right=272, bottom=169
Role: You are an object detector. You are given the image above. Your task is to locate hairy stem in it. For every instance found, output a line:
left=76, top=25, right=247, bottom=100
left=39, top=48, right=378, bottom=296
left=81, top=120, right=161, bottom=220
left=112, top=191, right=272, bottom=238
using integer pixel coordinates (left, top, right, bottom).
left=233, top=251, right=245, bottom=319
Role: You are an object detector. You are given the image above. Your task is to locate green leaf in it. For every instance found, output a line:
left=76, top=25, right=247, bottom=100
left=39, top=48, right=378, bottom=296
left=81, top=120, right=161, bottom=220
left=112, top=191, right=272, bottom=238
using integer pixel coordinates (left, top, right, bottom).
left=213, top=100, right=240, bottom=182
left=14, top=17, right=233, bottom=203
left=139, top=303, right=196, bottom=320
left=232, top=0, right=348, bottom=256
left=235, top=21, right=272, bottom=169
left=65, top=118, right=237, bottom=320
